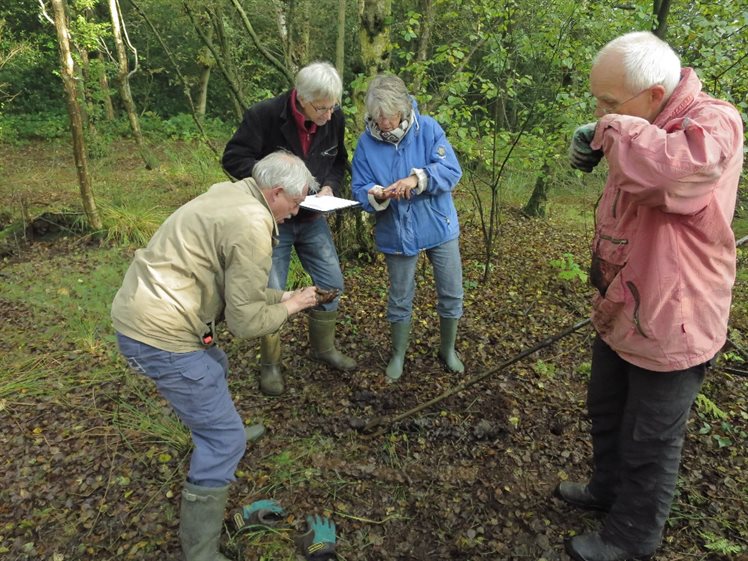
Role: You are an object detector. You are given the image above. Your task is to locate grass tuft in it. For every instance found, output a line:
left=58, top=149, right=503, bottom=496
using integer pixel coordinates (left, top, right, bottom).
left=99, top=201, right=168, bottom=247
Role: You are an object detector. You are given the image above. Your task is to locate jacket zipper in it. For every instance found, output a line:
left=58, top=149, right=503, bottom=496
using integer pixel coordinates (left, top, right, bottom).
left=625, top=281, right=649, bottom=338
left=599, top=234, right=628, bottom=245
left=611, top=188, right=621, bottom=218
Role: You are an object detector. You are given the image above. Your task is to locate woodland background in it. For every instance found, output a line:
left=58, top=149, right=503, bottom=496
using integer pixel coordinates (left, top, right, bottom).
left=0, top=1, right=747, bottom=560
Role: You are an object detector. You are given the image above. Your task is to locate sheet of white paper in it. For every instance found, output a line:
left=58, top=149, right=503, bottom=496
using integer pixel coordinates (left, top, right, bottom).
left=300, top=194, right=361, bottom=213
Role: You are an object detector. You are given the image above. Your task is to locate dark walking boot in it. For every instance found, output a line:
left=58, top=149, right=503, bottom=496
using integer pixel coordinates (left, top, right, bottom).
left=565, top=532, right=653, bottom=561
left=554, top=481, right=613, bottom=511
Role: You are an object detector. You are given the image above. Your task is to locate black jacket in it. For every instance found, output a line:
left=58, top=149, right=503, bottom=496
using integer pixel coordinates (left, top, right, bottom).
left=223, top=90, right=347, bottom=195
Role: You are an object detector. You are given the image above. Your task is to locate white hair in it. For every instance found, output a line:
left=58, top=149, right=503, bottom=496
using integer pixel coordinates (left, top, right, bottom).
left=295, top=61, right=342, bottom=104
left=364, top=74, right=413, bottom=120
left=595, top=31, right=681, bottom=98
left=252, top=150, right=318, bottom=197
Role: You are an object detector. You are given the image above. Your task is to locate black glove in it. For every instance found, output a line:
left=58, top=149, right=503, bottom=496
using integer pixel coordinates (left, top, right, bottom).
left=569, top=122, right=604, bottom=173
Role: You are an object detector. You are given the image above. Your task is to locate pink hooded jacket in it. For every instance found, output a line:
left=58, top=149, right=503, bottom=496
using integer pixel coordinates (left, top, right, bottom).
left=589, top=68, right=744, bottom=372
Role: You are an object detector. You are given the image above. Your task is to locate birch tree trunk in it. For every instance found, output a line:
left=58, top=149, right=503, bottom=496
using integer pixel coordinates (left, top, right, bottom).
left=49, top=0, right=102, bottom=231
left=108, top=0, right=157, bottom=169
left=196, top=64, right=211, bottom=117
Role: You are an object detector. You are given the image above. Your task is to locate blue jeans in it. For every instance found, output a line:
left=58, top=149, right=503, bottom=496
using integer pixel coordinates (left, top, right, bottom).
left=269, top=216, right=344, bottom=311
left=587, top=336, right=706, bottom=554
left=383, top=238, right=464, bottom=323
left=116, top=333, right=246, bottom=487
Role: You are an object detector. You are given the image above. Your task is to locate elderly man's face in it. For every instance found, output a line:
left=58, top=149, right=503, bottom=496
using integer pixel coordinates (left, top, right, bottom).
left=299, top=97, right=338, bottom=126
left=267, top=185, right=308, bottom=224
left=590, top=52, right=664, bottom=123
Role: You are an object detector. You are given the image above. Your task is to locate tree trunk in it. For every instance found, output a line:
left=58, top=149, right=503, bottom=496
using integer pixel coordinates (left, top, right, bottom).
left=357, top=0, right=392, bottom=76
left=196, top=64, right=210, bottom=117
left=108, top=0, right=157, bottom=169
left=273, top=1, right=292, bottom=70
left=335, top=0, right=346, bottom=75
left=652, top=0, right=672, bottom=39
left=49, top=0, right=102, bottom=231
left=97, top=50, right=115, bottom=120
left=196, top=3, right=246, bottom=118
left=297, top=0, right=310, bottom=65
left=523, top=162, right=551, bottom=218
left=416, top=0, right=432, bottom=62
left=75, top=45, right=92, bottom=129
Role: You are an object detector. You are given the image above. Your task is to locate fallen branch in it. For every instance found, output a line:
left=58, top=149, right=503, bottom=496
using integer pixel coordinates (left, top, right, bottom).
left=361, top=317, right=591, bottom=438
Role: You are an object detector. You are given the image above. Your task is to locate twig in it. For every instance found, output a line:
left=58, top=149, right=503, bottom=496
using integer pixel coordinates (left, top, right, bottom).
left=722, top=366, right=748, bottom=378
left=331, top=510, right=409, bottom=525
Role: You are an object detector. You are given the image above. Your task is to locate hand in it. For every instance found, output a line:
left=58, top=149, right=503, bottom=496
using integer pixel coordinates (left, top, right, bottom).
left=318, top=186, right=333, bottom=197
left=283, top=286, right=318, bottom=315
left=569, top=122, right=604, bottom=173
left=383, top=174, right=418, bottom=200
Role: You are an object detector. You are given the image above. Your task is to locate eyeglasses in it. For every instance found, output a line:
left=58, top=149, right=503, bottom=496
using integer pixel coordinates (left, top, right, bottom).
left=310, top=102, right=340, bottom=115
left=597, top=88, right=650, bottom=115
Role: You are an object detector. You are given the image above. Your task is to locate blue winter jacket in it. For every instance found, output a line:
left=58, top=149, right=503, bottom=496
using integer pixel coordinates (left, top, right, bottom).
left=351, top=101, right=462, bottom=256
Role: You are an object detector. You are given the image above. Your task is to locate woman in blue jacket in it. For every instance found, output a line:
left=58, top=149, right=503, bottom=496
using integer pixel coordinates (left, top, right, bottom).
left=352, top=74, right=465, bottom=380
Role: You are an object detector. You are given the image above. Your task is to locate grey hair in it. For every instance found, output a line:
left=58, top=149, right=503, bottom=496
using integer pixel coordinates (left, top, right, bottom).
left=595, top=31, right=681, bottom=98
left=365, top=74, right=413, bottom=121
left=295, top=61, right=342, bottom=104
left=252, top=150, right=318, bottom=197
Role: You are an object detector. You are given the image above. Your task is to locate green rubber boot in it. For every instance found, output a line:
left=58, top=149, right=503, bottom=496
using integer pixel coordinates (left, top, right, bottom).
left=309, top=309, right=357, bottom=370
left=386, top=321, right=411, bottom=381
left=438, top=317, right=464, bottom=373
left=259, top=332, right=284, bottom=396
left=180, top=481, right=231, bottom=561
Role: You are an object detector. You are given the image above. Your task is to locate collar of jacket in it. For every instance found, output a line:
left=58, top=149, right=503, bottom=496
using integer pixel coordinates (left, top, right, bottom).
left=240, top=177, right=280, bottom=239
left=653, top=67, right=701, bottom=127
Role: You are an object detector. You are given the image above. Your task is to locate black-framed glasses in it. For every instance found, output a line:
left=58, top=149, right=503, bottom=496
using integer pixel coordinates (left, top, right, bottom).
left=310, top=102, right=340, bottom=114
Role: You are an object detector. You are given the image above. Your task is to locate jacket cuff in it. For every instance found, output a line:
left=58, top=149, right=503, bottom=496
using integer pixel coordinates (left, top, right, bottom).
left=368, top=185, right=390, bottom=211
left=411, top=168, right=427, bottom=194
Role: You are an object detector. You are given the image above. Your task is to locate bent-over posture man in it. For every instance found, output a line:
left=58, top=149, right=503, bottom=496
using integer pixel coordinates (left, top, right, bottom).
left=112, top=151, right=322, bottom=561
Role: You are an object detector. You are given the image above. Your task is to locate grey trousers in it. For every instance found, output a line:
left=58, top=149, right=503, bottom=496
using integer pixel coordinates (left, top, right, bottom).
left=587, top=336, right=707, bottom=555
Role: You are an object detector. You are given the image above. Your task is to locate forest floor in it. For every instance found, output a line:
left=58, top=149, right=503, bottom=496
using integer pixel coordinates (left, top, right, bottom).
left=1, top=141, right=747, bottom=561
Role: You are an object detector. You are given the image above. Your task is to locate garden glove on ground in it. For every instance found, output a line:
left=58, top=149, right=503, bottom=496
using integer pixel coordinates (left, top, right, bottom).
left=569, top=122, right=604, bottom=172
left=231, top=499, right=286, bottom=532
left=296, top=514, right=336, bottom=560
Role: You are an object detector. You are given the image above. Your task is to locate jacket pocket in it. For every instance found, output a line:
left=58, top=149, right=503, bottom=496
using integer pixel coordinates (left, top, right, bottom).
left=590, top=234, right=629, bottom=296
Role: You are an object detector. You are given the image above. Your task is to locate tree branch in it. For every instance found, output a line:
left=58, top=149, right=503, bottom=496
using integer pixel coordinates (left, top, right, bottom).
left=228, top=0, right=294, bottom=86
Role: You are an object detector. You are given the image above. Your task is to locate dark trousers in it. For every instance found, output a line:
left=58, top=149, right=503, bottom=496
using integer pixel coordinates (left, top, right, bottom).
left=587, top=336, right=706, bottom=554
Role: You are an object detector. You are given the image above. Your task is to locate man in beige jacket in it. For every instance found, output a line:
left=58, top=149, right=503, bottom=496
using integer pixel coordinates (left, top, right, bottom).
left=112, top=151, right=321, bottom=561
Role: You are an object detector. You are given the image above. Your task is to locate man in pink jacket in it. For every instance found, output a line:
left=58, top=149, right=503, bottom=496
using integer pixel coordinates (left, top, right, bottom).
left=556, top=32, right=744, bottom=561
